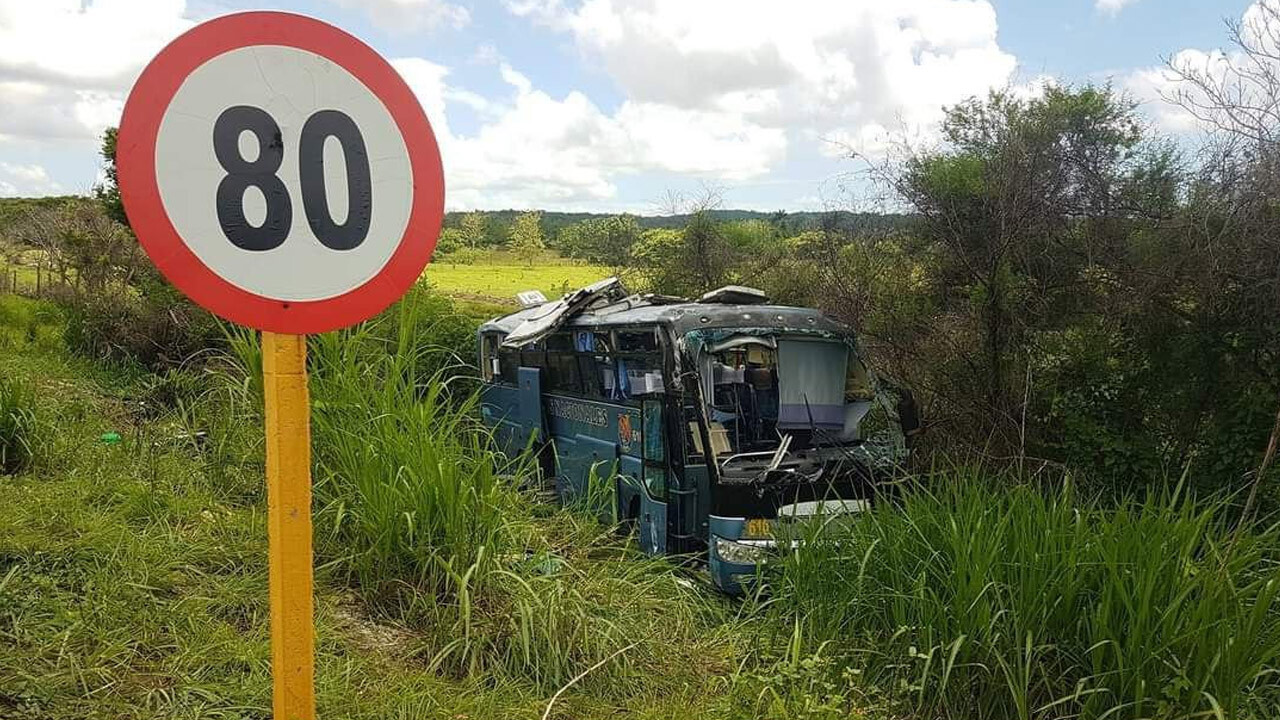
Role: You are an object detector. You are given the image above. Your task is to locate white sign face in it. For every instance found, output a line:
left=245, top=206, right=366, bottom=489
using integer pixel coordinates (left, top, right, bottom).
left=153, top=45, right=414, bottom=302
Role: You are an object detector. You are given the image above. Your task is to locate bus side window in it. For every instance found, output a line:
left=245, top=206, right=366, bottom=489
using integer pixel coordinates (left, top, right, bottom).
left=618, top=328, right=663, bottom=397
left=577, top=354, right=602, bottom=397
left=643, top=399, right=666, bottom=501
left=544, top=333, right=581, bottom=394
left=618, top=329, right=658, bottom=353
left=520, top=342, right=546, bottom=372
left=592, top=333, right=619, bottom=399
left=480, top=333, right=500, bottom=381
left=497, top=347, right=519, bottom=385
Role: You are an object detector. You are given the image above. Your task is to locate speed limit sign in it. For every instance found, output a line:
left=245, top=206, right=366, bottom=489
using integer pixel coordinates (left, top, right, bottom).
left=116, top=13, right=445, bottom=720
left=117, top=11, right=443, bottom=334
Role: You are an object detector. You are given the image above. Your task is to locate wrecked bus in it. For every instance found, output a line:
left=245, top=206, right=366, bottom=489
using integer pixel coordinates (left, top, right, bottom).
left=477, top=278, right=917, bottom=593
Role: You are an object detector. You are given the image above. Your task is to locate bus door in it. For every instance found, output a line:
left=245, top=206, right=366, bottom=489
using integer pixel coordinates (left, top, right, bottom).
left=639, top=398, right=669, bottom=555
left=517, top=366, right=545, bottom=449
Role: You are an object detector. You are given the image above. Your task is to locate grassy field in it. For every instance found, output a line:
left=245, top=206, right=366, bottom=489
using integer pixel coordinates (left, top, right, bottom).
left=0, top=258, right=40, bottom=294
left=0, top=242, right=610, bottom=310
left=424, top=262, right=611, bottom=306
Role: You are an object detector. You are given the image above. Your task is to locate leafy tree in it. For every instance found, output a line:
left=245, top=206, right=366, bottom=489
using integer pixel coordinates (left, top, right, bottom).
left=629, top=211, right=740, bottom=298
left=556, top=215, right=642, bottom=267
left=435, top=227, right=466, bottom=256
left=507, top=211, right=546, bottom=266
left=458, top=211, right=489, bottom=248
left=894, top=85, right=1149, bottom=452
left=94, top=127, right=127, bottom=226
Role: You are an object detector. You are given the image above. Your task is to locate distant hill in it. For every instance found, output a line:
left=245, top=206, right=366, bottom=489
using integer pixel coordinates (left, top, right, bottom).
left=443, top=209, right=911, bottom=236
left=0, top=195, right=910, bottom=244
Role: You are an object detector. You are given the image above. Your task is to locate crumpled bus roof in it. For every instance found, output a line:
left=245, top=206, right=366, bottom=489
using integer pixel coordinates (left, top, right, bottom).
left=482, top=278, right=849, bottom=347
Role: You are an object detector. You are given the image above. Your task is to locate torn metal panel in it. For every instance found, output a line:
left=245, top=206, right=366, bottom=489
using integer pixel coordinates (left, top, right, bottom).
left=501, top=276, right=627, bottom=347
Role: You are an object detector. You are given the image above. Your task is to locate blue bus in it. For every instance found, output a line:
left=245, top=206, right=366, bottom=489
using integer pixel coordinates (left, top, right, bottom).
left=478, top=278, right=916, bottom=593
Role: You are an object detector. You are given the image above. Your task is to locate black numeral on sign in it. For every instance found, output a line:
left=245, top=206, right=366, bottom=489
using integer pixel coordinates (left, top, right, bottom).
left=213, top=106, right=292, bottom=251
left=299, top=110, right=373, bottom=250
left=212, top=106, right=373, bottom=252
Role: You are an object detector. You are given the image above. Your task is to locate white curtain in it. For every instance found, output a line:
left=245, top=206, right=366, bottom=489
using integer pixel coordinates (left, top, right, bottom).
left=777, top=340, right=847, bottom=428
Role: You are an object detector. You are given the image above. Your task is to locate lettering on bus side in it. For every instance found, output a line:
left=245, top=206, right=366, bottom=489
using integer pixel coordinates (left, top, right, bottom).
left=547, top=397, right=609, bottom=428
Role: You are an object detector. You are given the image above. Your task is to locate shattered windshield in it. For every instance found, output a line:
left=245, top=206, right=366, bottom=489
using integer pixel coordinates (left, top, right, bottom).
left=686, top=330, right=905, bottom=471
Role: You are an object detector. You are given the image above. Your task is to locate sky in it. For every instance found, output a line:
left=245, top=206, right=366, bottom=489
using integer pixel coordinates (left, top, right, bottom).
left=0, top=0, right=1259, bottom=213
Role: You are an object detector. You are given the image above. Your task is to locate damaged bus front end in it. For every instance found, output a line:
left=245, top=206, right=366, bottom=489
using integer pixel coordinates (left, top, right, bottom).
left=679, top=303, right=915, bottom=592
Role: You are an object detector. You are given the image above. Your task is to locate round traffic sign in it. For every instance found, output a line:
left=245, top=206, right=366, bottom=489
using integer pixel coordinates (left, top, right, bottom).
left=117, top=11, right=444, bottom=333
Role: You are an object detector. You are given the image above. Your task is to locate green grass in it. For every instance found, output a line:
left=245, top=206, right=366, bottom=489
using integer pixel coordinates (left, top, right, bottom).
left=262, top=297, right=737, bottom=695
left=766, top=471, right=1280, bottom=720
left=424, top=262, right=611, bottom=305
left=0, top=374, right=35, bottom=474
left=0, top=255, right=50, bottom=295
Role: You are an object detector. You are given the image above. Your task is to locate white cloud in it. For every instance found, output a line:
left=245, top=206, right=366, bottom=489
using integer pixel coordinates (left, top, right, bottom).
left=508, top=0, right=1018, bottom=157
left=323, top=0, right=469, bottom=33
left=1119, top=1, right=1278, bottom=136
left=393, top=56, right=787, bottom=209
left=1096, top=0, right=1140, bottom=15
left=0, top=162, right=63, bottom=196
left=0, top=0, right=1027, bottom=209
left=0, top=0, right=193, bottom=144
left=1121, top=60, right=1209, bottom=134
left=0, top=0, right=191, bottom=89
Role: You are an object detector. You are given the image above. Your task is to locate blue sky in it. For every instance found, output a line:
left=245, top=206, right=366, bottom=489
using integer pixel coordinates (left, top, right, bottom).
left=0, top=0, right=1256, bottom=213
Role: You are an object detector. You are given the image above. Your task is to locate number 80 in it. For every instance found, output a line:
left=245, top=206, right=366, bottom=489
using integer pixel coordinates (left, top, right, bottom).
left=213, top=105, right=373, bottom=252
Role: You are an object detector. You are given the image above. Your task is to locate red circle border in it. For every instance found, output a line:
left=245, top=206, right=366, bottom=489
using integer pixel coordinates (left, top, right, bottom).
left=117, top=11, right=444, bottom=334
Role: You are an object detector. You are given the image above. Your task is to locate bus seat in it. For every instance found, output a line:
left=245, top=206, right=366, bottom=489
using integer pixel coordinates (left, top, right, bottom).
left=746, top=367, right=773, bottom=389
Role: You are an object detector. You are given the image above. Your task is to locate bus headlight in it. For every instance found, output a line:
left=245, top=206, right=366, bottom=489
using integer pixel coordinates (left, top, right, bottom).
left=714, top=537, right=769, bottom=565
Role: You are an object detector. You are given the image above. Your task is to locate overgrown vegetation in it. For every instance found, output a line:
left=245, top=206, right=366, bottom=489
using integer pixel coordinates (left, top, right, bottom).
left=254, top=293, right=732, bottom=695
left=4, top=277, right=1280, bottom=717
left=767, top=474, right=1280, bottom=720
left=526, top=81, right=1280, bottom=505
left=0, top=375, right=34, bottom=475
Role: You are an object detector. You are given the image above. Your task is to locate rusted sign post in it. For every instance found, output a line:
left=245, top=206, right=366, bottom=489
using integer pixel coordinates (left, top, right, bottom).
left=115, top=12, right=444, bottom=718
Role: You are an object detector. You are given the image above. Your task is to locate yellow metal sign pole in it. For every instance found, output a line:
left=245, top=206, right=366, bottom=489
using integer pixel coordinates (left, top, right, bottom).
left=262, top=331, right=316, bottom=720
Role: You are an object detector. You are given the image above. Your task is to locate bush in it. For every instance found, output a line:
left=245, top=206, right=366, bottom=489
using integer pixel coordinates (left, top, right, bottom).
left=767, top=470, right=1280, bottom=720
left=0, top=375, right=36, bottom=474
left=59, top=281, right=224, bottom=372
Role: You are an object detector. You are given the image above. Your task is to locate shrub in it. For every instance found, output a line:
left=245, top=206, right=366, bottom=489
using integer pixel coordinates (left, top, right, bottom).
left=59, top=282, right=224, bottom=372
left=434, top=245, right=486, bottom=265
left=0, top=375, right=36, bottom=474
left=767, top=470, right=1280, bottom=720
